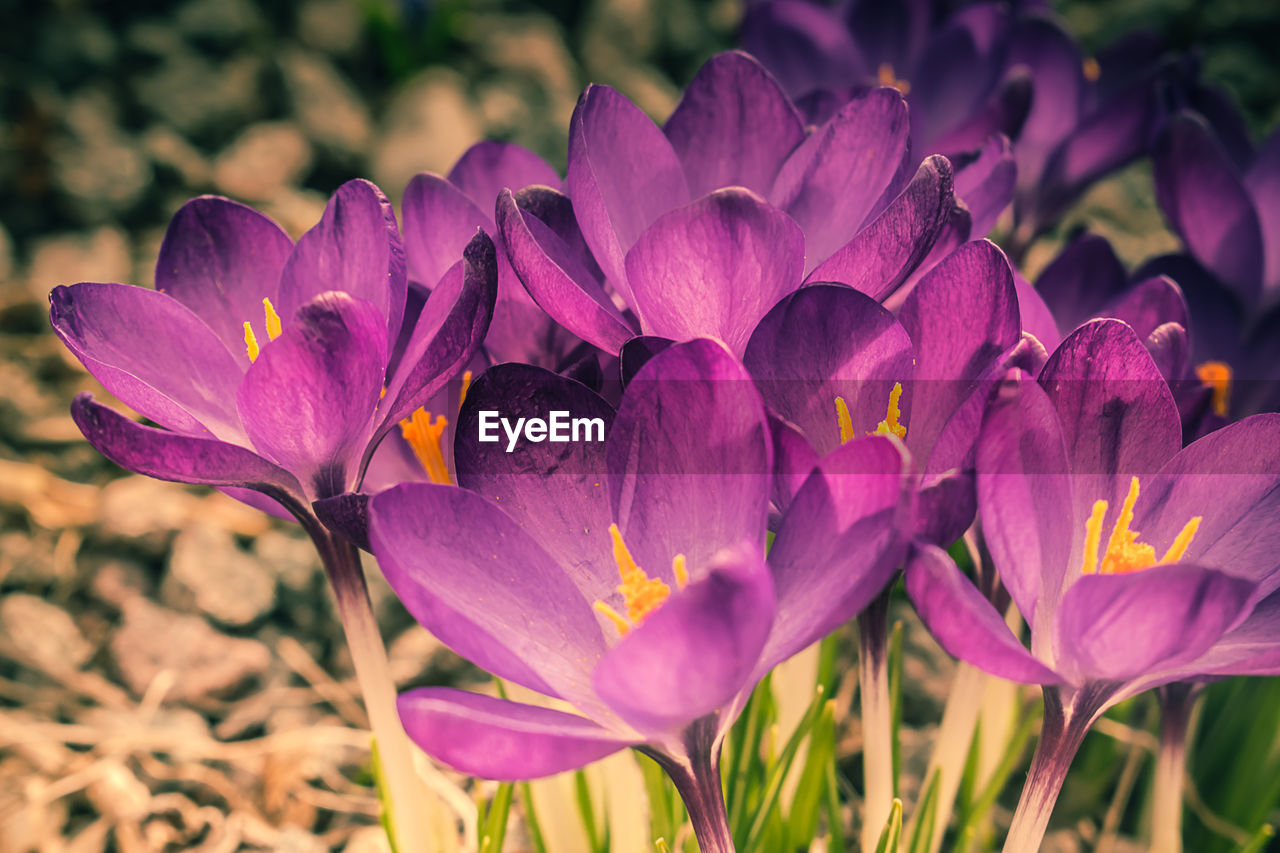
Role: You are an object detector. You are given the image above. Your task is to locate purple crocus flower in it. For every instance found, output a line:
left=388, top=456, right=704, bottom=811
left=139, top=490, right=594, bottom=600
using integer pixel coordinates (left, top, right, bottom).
left=49, top=180, right=498, bottom=850
left=904, top=318, right=1280, bottom=850
left=497, top=51, right=1014, bottom=356
left=740, top=0, right=1031, bottom=163
left=367, top=339, right=914, bottom=851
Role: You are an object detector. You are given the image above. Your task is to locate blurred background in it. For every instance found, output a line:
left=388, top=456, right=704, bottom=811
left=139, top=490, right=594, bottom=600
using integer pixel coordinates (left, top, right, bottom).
left=1, top=1, right=1278, bottom=851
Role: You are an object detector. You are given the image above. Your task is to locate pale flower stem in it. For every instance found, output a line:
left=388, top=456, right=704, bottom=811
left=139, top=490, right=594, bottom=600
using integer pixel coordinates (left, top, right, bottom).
left=1002, top=687, right=1105, bottom=853
left=1151, top=684, right=1199, bottom=853
left=646, top=722, right=736, bottom=853
left=858, top=589, right=894, bottom=853
left=312, top=526, right=444, bottom=853
left=914, top=661, right=987, bottom=853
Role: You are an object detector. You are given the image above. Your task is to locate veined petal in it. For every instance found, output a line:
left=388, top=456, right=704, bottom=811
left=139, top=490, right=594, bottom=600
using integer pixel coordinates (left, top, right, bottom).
left=496, top=188, right=635, bottom=354
left=567, top=84, right=690, bottom=304
left=238, top=292, right=387, bottom=498
left=278, top=179, right=408, bottom=349
left=625, top=189, right=804, bottom=357
left=663, top=51, right=806, bottom=197
left=455, top=363, right=618, bottom=603
left=762, top=435, right=913, bottom=674
left=1035, top=231, right=1128, bottom=335
left=906, top=543, right=1061, bottom=684
left=401, top=172, right=491, bottom=289
left=71, top=394, right=305, bottom=507
left=50, top=282, right=245, bottom=442
left=593, top=544, right=774, bottom=735
left=369, top=483, right=609, bottom=712
left=770, top=88, right=910, bottom=271
left=1055, top=565, right=1254, bottom=684
left=155, top=196, right=293, bottom=363
left=804, top=155, right=956, bottom=301
left=447, top=140, right=562, bottom=210
left=608, top=339, right=772, bottom=579
left=740, top=0, right=865, bottom=98
left=398, top=689, right=634, bottom=780
left=953, top=134, right=1017, bottom=239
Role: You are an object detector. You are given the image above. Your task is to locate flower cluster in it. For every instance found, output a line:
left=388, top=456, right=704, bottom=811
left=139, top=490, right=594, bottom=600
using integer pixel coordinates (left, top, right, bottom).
left=49, top=6, right=1280, bottom=853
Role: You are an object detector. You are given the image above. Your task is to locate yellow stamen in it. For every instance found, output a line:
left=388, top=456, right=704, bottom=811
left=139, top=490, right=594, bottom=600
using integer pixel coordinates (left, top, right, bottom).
left=1078, top=476, right=1203, bottom=575
left=1082, top=56, right=1101, bottom=82
left=835, top=396, right=855, bottom=444
left=593, top=524, right=687, bottom=637
left=1195, top=361, right=1232, bottom=417
left=877, top=62, right=911, bottom=95
left=1080, top=500, right=1108, bottom=575
left=459, top=370, right=473, bottom=408
left=672, top=554, right=688, bottom=590
left=870, top=382, right=907, bottom=440
left=244, top=322, right=260, bottom=362
left=263, top=297, right=282, bottom=340
left=399, top=408, right=451, bottom=485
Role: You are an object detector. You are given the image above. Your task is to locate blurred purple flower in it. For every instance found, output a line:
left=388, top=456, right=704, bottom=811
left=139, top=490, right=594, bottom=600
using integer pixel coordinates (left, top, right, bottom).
left=905, top=319, right=1280, bottom=849
left=368, top=339, right=914, bottom=850
left=51, top=180, right=496, bottom=517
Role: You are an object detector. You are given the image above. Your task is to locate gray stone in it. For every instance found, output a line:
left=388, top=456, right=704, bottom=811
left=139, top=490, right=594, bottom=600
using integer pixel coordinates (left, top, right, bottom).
left=164, top=522, right=276, bottom=628
left=253, top=528, right=319, bottom=594
left=213, top=122, right=313, bottom=202
left=372, top=68, right=482, bottom=194
left=0, top=594, right=95, bottom=671
left=110, top=597, right=271, bottom=702
left=280, top=50, right=371, bottom=158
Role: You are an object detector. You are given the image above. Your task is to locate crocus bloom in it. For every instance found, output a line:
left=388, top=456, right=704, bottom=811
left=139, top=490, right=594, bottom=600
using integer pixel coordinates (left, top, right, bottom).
left=905, top=318, right=1280, bottom=850
left=740, top=0, right=1031, bottom=162
left=368, top=339, right=914, bottom=852
left=498, top=51, right=1000, bottom=357
left=49, top=181, right=497, bottom=851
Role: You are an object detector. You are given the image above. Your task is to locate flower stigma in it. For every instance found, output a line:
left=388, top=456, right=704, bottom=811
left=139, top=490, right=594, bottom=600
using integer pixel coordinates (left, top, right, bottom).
left=877, top=63, right=911, bottom=95
left=397, top=371, right=473, bottom=486
left=243, top=297, right=283, bottom=363
left=592, top=523, right=688, bottom=637
left=1195, top=361, right=1232, bottom=417
left=1079, top=476, right=1201, bottom=575
left=834, top=382, right=907, bottom=445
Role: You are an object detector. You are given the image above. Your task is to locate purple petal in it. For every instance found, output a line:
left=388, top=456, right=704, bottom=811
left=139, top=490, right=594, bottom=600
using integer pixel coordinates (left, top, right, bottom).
left=905, top=543, right=1060, bottom=684
left=898, top=239, right=1021, bottom=464
left=619, top=335, right=674, bottom=386
left=1055, top=566, right=1254, bottom=683
left=976, top=373, right=1075, bottom=631
left=1184, top=590, right=1280, bottom=676
left=607, top=339, right=771, bottom=578
left=398, top=689, right=633, bottom=780
left=496, top=188, right=635, bottom=354
left=50, top=283, right=245, bottom=442
left=1013, top=269, right=1061, bottom=352
left=953, top=134, right=1017, bottom=239
left=376, top=232, right=498, bottom=441
left=454, top=363, right=618, bottom=603
left=1101, top=276, right=1188, bottom=341
left=770, top=88, right=910, bottom=271
left=567, top=84, right=690, bottom=303
left=926, top=72, right=1030, bottom=164
left=369, top=483, right=608, bottom=710
left=447, top=140, right=562, bottom=210
left=739, top=1, right=866, bottom=98
left=594, top=544, right=774, bottom=734
left=1035, top=231, right=1128, bottom=335
left=1008, top=18, right=1084, bottom=192
left=762, top=435, right=913, bottom=673
left=663, top=51, right=806, bottom=198
left=154, top=196, right=293, bottom=363
left=768, top=414, right=820, bottom=516
left=804, top=155, right=955, bottom=301
left=1037, top=320, right=1181, bottom=524
left=278, top=179, right=408, bottom=350
left=1136, top=414, right=1280, bottom=595
left=401, top=172, right=491, bottom=288
left=238, top=292, right=386, bottom=498
left=624, top=189, right=804, bottom=357
left=743, top=283, right=914, bottom=458
left=71, top=394, right=305, bottom=507
left=1153, top=114, right=1264, bottom=299
left=1247, top=127, right=1280, bottom=290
